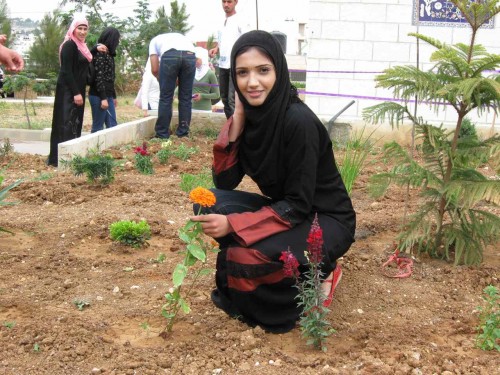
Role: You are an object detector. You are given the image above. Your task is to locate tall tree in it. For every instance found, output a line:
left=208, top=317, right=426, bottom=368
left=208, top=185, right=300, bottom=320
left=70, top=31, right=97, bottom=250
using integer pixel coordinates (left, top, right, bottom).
left=28, top=13, right=65, bottom=78
left=0, top=0, right=13, bottom=46
left=167, top=0, right=192, bottom=34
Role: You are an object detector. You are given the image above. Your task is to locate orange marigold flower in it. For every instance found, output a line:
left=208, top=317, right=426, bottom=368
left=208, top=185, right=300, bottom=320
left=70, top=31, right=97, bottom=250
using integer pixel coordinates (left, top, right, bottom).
left=189, top=187, right=216, bottom=207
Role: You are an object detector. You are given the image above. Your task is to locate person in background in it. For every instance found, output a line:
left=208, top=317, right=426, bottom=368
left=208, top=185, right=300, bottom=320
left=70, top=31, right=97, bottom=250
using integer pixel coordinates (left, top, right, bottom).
left=0, top=34, right=24, bottom=73
left=209, top=0, right=247, bottom=119
left=47, top=16, right=92, bottom=167
left=149, top=32, right=196, bottom=139
left=88, top=27, right=121, bottom=133
left=192, top=46, right=220, bottom=112
left=135, top=57, right=160, bottom=117
left=191, top=31, right=356, bottom=333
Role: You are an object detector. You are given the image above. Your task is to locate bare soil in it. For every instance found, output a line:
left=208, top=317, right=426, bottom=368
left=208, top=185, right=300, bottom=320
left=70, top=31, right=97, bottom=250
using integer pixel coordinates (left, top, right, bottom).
left=0, top=137, right=498, bottom=375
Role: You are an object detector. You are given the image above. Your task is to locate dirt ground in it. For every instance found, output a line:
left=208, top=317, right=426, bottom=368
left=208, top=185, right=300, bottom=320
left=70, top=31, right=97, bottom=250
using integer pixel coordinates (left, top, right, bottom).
left=0, top=135, right=498, bottom=375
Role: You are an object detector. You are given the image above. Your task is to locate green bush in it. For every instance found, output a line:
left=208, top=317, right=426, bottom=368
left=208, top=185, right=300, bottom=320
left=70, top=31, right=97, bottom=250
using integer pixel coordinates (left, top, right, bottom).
left=65, top=150, right=115, bottom=185
left=180, top=170, right=214, bottom=193
left=109, top=220, right=151, bottom=248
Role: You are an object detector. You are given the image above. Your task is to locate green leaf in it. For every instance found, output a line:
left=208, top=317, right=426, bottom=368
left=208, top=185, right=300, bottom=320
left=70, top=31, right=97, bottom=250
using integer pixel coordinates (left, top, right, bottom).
left=172, top=264, right=188, bottom=287
left=179, top=298, right=191, bottom=314
left=187, top=244, right=206, bottom=262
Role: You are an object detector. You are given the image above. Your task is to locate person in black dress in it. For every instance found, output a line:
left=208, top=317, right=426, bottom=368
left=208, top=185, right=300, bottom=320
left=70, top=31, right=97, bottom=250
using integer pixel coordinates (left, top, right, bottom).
left=47, top=16, right=92, bottom=167
left=88, top=27, right=120, bottom=133
left=191, top=30, right=356, bottom=333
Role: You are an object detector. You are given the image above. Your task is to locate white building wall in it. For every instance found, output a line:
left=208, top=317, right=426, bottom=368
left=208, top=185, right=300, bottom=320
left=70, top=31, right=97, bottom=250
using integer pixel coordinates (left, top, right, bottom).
left=306, top=0, right=500, bottom=129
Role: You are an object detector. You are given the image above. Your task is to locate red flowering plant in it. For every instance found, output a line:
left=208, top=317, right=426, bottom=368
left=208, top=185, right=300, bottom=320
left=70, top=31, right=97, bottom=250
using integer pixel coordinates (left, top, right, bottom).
left=133, top=141, right=153, bottom=175
left=161, top=187, right=219, bottom=336
left=280, top=213, right=333, bottom=351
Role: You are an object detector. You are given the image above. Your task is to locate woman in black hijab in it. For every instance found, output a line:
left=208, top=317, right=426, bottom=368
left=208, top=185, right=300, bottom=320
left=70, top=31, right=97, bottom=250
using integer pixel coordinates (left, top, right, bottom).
left=88, top=27, right=120, bottom=133
left=192, top=30, right=356, bottom=333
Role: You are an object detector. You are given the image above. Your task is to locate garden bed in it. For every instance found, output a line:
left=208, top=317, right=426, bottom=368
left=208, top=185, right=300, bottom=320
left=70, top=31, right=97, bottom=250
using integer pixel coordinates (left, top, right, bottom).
left=0, top=137, right=498, bottom=374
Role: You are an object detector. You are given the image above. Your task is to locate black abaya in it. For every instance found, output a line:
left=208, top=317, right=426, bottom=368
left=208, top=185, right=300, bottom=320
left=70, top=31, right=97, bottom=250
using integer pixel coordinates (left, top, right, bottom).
left=48, top=40, right=89, bottom=166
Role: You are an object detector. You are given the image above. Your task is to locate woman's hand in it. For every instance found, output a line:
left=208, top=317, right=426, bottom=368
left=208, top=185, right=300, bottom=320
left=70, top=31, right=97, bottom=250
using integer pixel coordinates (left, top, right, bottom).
left=96, top=44, right=108, bottom=53
left=192, top=93, right=201, bottom=102
left=101, top=99, right=109, bottom=110
left=73, top=94, right=84, bottom=106
left=190, top=214, right=231, bottom=238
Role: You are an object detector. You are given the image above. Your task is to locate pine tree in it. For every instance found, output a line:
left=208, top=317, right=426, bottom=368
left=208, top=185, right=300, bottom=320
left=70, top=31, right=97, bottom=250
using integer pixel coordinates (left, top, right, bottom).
left=363, top=0, right=500, bottom=265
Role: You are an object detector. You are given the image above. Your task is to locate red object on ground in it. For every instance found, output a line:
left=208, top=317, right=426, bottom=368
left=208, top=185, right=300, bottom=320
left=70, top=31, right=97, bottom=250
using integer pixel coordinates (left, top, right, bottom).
left=381, top=247, right=413, bottom=278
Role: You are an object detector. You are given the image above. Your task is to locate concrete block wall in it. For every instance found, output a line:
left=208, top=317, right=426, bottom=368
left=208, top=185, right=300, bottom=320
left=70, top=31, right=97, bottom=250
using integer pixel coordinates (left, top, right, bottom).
left=306, top=0, right=500, bottom=131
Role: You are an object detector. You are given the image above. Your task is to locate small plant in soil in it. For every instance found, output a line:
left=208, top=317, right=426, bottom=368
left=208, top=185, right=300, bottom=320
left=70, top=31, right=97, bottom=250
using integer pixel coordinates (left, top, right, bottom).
left=180, top=169, right=214, bottom=193
left=156, top=140, right=173, bottom=165
left=0, top=174, right=23, bottom=234
left=280, top=214, right=333, bottom=351
left=109, top=220, right=151, bottom=248
left=65, top=149, right=115, bottom=185
left=161, top=187, right=218, bottom=336
left=476, top=285, right=500, bottom=351
left=134, top=141, right=154, bottom=174
left=150, top=252, right=166, bottom=264
left=73, top=299, right=90, bottom=311
left=2, top=321, right=16, bottom=329
left=172, top=143, right=198, bottom=161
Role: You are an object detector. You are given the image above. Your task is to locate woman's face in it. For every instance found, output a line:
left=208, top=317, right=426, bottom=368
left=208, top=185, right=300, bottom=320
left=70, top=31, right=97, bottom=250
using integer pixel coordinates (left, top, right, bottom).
left=196, top=58, right=202, bottom=68
left=235, top=47, right=276, bottom=106
left=73, top=25, right=88, bottom=42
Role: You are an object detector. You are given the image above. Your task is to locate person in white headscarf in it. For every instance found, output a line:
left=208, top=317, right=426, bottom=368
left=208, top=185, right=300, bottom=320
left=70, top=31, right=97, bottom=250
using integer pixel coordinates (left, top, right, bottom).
left=192, top=46, right=220, bottom=112
left=135, top=57, right=160, bottom=117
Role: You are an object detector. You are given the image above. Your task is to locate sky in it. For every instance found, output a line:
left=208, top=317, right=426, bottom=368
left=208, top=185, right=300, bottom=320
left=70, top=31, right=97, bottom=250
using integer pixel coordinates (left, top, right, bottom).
left=6, top=0, right=309, bottom=41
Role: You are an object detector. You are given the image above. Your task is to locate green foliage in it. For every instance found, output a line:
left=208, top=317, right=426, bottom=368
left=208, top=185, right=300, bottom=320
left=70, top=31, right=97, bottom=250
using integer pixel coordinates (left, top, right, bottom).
left=0, top=175, right=23, bottom=234
left=2, top=321, right=15, bottom=329
left=363, top=0, right=500, bottom=265
left=28, top=13, right=65, bottom=78
left=65, top=150, right=116, bottom=185
left=156, top=147, right=172, bottom=165
left=180, top=169, right=214, bottom=193
left=335, top=127, right=375, bottom=195
left=172, top=143, right=199, bottom=161
left=150, top=252, right=166, bottom=264
left=73, top=299, right=90, bottom=311
left=134, top=153, right=154, bottom=174
left=476, top=285, right=500, bottom=351
left=368, top=124, right=500, bottom=265
left=0, top=138, right=14, bottom=158
left=162, top=199, right=218, bottom=334
left=459, top=118, right=478, bottom=139
left=109, top=220, right=151, bottom=248
left=33, top=343, right=41, bottom=352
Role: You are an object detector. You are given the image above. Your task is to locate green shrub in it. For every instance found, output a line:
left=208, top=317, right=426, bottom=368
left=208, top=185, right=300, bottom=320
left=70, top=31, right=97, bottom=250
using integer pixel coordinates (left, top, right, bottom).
left=156, top=147, right=172, bottom=165
left=172, top=143, right=198, bottom=161
left=459, top=118, right=478, bottom=139
left=109, top=220, right=151, bottom=248
left=180, top=170, right=214, bottom=193
left=65, top=150, right=115, bottom=185
left=476, top=285, right=500, bottom=351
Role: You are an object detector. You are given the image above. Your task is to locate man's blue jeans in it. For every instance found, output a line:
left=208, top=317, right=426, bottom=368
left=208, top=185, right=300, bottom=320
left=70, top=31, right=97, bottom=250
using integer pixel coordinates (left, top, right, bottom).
left=89, top=95, right=117, bottom=133
left=155, top=49, right=196, bottom=138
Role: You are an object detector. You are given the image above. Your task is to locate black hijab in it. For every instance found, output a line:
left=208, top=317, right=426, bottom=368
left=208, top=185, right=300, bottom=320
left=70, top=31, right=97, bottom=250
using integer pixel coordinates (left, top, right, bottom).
left=230, top=30, right=299, bottom=188
left=98, top=27, right=120, bottom=56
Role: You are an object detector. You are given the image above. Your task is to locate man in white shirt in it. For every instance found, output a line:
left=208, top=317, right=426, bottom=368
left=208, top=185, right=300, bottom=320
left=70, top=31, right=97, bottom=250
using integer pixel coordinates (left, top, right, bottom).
left=149, top=33, right=196, bottom=138
left=209, top=0, right=247, bottom=119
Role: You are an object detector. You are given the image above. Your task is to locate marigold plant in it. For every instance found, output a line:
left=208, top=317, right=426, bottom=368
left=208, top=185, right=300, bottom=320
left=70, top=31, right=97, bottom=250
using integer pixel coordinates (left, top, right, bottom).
left=161, top=187, right=218, bottom=335
left=189, top=187, right=216, bottom=207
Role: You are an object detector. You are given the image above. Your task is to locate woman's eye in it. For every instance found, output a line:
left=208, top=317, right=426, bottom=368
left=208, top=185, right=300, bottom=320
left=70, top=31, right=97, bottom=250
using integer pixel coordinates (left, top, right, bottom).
left=236, top=70, right=247, bottom=76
